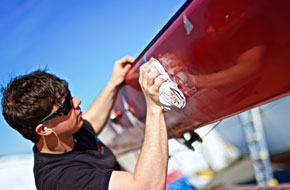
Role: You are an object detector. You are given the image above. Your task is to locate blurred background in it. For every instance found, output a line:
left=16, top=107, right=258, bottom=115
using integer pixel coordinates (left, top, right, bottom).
left=1, top=0, right=290, bottom=189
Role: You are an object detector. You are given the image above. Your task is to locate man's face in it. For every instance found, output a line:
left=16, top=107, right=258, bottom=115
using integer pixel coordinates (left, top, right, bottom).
left=44, top=91, right=84, bottom=136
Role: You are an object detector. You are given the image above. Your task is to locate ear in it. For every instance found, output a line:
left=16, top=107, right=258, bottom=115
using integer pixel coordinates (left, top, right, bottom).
left=35, top=124, right=52, bottom=136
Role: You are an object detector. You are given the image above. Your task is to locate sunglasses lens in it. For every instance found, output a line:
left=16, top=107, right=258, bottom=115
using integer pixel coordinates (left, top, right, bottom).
left=39, top=90, right=73, bottom=124
left=57, top=91, right=72, bottom=116
left=63, top=98, right=72, bottom=115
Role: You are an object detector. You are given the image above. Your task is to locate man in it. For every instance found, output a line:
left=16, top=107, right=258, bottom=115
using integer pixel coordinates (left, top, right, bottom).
left=2, top=56, right=168, bottom=190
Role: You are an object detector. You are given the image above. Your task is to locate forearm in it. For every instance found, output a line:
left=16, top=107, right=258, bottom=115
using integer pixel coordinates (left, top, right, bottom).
left=133, top=107, right=168, bottom=189
left=83, top=81, right=119, bottom=135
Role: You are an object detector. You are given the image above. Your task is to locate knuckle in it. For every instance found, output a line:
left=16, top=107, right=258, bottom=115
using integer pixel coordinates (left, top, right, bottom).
left=144, top=67, right=151, bottom=73
left=153, top=83, right=160, bottom=91
left=148, top=89, right=154, bottom=95
left=148, top=75, right=155, bottom=80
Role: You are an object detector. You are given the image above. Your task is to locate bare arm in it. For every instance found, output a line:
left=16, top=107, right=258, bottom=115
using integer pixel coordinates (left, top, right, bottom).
left=83, top=56, right=134, bottom=135
left=108, top=61, right=168, bottom=190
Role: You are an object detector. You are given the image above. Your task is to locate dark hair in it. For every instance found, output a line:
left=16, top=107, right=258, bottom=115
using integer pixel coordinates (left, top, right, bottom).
left=1, top=70, right=68, bottom=143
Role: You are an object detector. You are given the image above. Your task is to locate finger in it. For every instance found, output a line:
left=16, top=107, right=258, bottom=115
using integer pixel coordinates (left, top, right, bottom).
left=139, top=61, right=151, bottom=71
left=115, top=56, right=135, bottom=67
left=139, top=63, right=149, bottom=84
left=142, top=61, right=152, bottom=76
left=141, top=67, right=149, bottom=88
left=139, top=61, right=152, bottom=84
left=124, top=63, right=132, bottom=72
left=148, top=70, right=160, bottom=86
left=152, top=78, right=165, bottom=92
left=143, top=63, right=152, bottom=81
left=155, top=78, right=166, bottom=88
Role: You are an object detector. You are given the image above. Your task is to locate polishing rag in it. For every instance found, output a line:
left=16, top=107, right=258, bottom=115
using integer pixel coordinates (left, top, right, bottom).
left=148, top=57, right=186, bottom=110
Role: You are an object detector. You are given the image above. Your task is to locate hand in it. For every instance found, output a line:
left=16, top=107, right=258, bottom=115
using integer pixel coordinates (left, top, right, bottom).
left=108, top=56, right=135, bottom=88
left=139, top=60, right=165, bottom=112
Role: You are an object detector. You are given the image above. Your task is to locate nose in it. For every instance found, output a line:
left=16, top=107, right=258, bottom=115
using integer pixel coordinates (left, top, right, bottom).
left=72, top=97, right=81, bottom=109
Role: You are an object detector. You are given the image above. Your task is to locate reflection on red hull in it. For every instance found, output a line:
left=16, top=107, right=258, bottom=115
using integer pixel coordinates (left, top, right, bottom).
left=109, top=0, right=290, bottom=142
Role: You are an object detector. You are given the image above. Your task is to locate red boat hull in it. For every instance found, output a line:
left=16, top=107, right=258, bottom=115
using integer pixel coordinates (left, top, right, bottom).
left=106, top=0, right=290, bottom=153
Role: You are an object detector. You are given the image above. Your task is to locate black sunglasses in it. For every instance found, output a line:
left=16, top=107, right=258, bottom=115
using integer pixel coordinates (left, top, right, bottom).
left=39, top=90, right=72, bottom=124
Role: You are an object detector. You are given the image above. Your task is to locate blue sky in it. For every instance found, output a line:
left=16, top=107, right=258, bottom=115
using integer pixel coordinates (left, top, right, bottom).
left=0, top=0, right=186, bottom=155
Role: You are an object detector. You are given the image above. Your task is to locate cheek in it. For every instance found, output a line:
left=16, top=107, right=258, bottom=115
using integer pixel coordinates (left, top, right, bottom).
left=66, top=108, right=76, bottom=119
left=67, top=111, right=76, bottom=123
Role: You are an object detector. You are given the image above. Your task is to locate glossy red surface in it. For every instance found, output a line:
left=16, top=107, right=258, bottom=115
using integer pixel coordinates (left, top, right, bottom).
left=110, top=0, right=290, bottom=140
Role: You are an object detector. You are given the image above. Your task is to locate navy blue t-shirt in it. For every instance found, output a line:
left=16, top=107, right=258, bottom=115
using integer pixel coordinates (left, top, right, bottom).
left=33, top=120, right=121, bottom=190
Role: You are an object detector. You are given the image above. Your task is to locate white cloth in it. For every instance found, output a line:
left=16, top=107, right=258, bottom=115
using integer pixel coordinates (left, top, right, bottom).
left=148, top=57, right=186, bottom=110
